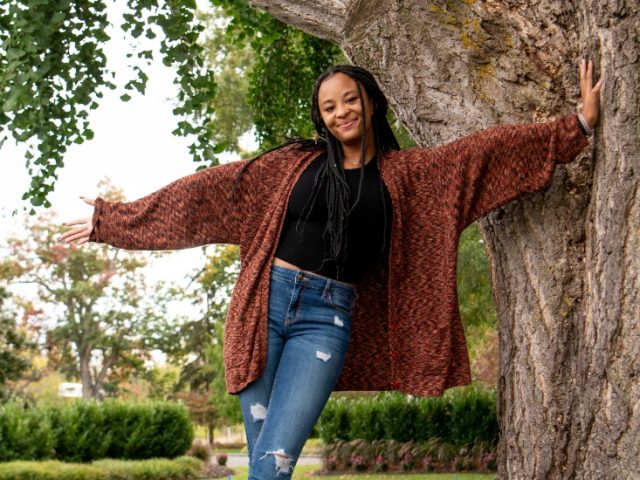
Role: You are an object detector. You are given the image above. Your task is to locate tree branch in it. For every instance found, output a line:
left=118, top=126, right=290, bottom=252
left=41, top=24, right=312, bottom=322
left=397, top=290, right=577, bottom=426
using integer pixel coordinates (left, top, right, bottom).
left=249, top=0, right=352, bottom=43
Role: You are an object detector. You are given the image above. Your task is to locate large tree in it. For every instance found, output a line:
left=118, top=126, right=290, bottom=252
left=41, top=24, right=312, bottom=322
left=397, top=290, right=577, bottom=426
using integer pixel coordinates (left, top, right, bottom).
left=247, top=1, right=639, bottom=478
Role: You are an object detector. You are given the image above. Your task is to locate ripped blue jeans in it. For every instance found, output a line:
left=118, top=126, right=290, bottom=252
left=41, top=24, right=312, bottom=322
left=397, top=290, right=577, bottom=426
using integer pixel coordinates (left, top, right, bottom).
left=238, top=264, right=357, bottom=479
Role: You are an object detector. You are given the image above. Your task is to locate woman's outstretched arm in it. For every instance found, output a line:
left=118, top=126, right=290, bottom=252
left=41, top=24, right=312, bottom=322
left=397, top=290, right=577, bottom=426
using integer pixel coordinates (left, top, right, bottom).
left=420, top=57, right=604, bottom=228
left=61, top=159, right=248, bottom=249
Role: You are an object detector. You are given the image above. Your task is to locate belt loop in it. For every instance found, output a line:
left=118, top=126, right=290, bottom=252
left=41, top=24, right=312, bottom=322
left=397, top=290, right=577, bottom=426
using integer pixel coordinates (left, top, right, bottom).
left=322, top=279, right=332, bottom=300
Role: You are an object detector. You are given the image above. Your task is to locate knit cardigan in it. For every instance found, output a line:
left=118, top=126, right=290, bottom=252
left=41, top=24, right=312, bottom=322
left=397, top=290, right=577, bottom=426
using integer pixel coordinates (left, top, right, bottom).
left=89, top=114, right=589, bottom=396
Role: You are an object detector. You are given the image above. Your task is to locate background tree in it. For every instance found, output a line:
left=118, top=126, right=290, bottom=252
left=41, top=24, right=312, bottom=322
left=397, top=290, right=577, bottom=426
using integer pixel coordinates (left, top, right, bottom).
left=0, top=193, right=170, bottom=399
left=0, top=286, right=33, bottom=402
left=247, top=0, right=639, bottom=478
left=156, top=244, right=243, bottom=441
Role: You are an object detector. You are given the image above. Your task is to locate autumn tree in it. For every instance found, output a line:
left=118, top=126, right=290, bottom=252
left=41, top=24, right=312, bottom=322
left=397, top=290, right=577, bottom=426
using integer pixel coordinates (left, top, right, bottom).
left=0, top=206, right=168, bottom=400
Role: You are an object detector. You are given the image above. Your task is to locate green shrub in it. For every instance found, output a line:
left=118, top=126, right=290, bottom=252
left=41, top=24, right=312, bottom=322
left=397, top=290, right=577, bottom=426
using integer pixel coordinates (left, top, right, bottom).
left=0, top=456, right=201, bottom=480
left=348, top=397, right=384, bottom=441
left=317, top=397, right=351, bottom=442
left=0, top=400, right=194, bottom=462
left=187, top=440, right=213, bottom=462
left=378, top=393, right=420, bottom=442
left=0, top=402, right=55, bottom=461
left=318, top=386, right=498, bottom=447
left=445, top=386, right=498, bottom=447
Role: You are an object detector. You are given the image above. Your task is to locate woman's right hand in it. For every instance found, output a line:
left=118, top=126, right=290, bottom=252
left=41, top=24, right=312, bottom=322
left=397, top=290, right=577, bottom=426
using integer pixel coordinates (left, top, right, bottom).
left=61, top=197, right=96, bottom=246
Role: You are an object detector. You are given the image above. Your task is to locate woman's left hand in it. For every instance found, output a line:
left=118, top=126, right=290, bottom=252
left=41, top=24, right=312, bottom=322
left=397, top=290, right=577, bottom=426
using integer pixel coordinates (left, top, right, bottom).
left=579, top=57, right=604, bottom=129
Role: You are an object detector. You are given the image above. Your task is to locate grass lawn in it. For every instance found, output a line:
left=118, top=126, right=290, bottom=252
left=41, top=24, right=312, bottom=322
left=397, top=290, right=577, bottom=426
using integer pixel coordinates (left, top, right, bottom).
left=228, top=465, right=497, bottom=479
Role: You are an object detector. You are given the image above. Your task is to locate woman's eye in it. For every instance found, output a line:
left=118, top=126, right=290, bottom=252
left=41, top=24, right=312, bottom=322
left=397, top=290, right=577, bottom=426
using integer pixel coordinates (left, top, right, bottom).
left=347, top=97, right=358, bottom=103
left=325, top=107, right=334, bottom=113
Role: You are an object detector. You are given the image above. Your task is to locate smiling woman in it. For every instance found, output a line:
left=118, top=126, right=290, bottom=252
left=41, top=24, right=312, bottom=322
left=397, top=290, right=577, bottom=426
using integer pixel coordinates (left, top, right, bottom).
left=61, top=61, right=602, bottom=480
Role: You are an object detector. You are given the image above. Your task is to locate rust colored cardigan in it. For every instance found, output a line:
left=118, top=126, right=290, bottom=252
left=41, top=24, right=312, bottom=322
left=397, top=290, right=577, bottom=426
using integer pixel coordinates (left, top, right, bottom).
left=89, top=115, right=589, bottom=396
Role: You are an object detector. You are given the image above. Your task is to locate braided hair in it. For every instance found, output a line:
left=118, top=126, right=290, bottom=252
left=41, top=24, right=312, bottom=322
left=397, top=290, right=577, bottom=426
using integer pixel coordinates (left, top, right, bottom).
left=233, top=65, right=400, bottom=277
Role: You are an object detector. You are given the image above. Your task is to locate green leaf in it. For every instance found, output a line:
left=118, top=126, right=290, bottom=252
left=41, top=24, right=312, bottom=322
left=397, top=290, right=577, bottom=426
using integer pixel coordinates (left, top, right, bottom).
left=6, top=48, right=25, bottom=60
left=51, top=11, right=66, bottom=24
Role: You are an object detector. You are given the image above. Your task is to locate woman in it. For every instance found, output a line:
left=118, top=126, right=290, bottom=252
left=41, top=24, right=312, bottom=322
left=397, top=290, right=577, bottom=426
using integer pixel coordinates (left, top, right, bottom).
left=62, top=59, right=603, bottom=479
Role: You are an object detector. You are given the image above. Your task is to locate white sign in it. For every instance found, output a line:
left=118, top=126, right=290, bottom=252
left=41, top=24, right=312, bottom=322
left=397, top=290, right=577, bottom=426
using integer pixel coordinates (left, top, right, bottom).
left=58, top=382, right=83, bottom=398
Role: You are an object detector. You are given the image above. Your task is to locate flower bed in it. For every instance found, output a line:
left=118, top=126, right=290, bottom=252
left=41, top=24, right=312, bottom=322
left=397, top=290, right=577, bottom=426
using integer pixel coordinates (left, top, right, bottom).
left=321, top=439, right=497, bottom=474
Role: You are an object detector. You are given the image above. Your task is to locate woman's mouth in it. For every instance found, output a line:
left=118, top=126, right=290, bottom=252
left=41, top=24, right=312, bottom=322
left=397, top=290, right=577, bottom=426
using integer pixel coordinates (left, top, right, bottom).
left=338, top=119, right=357, bottom=129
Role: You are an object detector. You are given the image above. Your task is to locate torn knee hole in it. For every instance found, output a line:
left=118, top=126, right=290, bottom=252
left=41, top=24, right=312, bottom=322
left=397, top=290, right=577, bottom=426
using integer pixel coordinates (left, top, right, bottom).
left=250, top=402, right=267, bottom=422
left=259, top=449, right=294, bottom=474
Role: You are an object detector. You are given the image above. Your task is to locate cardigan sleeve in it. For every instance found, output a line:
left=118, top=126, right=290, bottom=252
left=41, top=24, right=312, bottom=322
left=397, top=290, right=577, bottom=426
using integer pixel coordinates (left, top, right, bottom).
left=433, top=114, right=589, bottom=228
left=88, top=159, right=248, bottom=249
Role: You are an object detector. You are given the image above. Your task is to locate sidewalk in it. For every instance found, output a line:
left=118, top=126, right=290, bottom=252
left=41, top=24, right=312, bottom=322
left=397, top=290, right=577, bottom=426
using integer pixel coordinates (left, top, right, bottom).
left=223, top=453, right=322, bottom=467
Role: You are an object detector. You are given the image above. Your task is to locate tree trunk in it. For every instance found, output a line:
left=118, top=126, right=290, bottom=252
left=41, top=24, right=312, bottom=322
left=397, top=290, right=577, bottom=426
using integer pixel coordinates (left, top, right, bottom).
left=251, top=0, right=639, bottom=478
left=80, top=346, right=94, bottom=400
left=208, top=423, right=215, bottom=445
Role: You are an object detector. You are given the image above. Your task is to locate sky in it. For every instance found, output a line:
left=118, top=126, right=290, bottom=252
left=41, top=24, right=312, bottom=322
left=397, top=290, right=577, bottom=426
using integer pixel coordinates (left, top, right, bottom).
left=0, top=1, right=249, bottom=284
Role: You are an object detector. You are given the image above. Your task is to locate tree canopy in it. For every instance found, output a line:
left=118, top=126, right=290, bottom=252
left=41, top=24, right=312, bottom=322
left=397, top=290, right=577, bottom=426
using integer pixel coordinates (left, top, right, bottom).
left=0, top=0, right=341, bottom=208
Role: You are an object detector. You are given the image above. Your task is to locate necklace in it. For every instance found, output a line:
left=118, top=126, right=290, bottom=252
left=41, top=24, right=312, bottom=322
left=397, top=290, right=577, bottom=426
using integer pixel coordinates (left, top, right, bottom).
left=343, top=154, right=376, bottom=166
left=344, top=159, right=364, bottom=166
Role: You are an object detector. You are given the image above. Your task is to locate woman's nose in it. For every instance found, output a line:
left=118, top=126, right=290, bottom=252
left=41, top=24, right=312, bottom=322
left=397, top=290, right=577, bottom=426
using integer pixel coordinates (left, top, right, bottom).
left=335, top=103, right=348, bottom=117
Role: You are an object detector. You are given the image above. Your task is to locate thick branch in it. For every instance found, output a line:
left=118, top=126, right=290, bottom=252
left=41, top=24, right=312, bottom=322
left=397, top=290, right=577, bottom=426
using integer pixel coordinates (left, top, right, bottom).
left=249, top=0, right=351, bottom=43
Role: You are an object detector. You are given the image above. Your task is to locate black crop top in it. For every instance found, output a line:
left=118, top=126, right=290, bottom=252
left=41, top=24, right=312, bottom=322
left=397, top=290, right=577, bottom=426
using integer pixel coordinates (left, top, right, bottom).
left=274, top=152, right=392, bottom=284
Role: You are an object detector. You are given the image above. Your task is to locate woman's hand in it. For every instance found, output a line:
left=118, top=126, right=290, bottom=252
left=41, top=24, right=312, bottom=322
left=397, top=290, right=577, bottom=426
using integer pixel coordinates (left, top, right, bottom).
left=579, top=57, right=604, bottom=129
left=60, top=197, right=96, bottom=246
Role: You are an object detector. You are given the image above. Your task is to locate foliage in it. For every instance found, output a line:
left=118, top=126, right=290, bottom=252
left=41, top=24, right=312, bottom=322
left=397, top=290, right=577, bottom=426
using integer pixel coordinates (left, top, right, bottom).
left=457, top=223, right=498, bottom=376
left=186, top=439, right=212, bottom=462
left=210, top=0, right=342, bottom=151
left=0, top=202, right=169, bottom=399
left=0, top=0, right=216, bottom=208
left=204, top=1, right=416, bottom=153
left=0, top=0, right=341, bottom=207
left=319, top=387, right=498, bottom=447
left=0, top=400, right=194, bottom=462
left=457, top=223, right=497, bottom=333
left=0, top=456, right=201, bottom=480
left=0, top=287, right=33, bottom=402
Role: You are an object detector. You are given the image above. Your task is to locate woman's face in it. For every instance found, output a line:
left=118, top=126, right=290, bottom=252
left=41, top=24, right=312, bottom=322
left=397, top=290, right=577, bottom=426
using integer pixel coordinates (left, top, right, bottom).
left=317, top=73, right=375, bottom=147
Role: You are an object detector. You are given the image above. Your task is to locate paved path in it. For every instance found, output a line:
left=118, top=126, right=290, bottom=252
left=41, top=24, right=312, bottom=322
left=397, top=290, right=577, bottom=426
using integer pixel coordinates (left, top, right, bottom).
left=222, top=453, right=322, bottom=467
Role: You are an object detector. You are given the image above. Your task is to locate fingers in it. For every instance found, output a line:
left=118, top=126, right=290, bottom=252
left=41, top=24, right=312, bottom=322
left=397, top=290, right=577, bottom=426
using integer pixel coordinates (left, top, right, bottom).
left=65, top=217, right=91, bottom=227
left=578, top=56, right=604, bottom=128
left=593, top=77, right=605, bottom=93
left=59, top=196, right=96, bottom=246
left=60, top=225, right=91, bottom=243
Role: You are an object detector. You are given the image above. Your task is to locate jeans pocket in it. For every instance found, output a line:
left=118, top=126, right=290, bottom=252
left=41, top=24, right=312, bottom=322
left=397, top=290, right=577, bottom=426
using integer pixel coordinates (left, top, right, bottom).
left=324, top=289, right=354, bottom=315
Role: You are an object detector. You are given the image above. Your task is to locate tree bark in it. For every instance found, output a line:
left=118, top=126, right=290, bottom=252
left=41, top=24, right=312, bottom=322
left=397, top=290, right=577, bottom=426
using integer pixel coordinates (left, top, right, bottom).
left=250, top=0, right=639, bottom=478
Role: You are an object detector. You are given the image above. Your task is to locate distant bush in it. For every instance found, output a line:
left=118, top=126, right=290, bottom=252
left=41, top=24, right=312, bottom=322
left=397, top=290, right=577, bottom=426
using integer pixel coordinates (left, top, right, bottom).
left=0, top=400, right=194, bottom=462
left=187, top=440, right=213, bottom=462
left=0, top=456, right=201, bottom=480
left=318, top=386, right=498, bottom=447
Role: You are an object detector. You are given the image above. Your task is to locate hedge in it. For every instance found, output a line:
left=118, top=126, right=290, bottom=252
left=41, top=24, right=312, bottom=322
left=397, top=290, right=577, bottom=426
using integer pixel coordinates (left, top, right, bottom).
left=318, top=386, right=498, bottom=447
left=0, top=456, right=201, bottom=480
left=0, top=400, right=194, bottom=462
